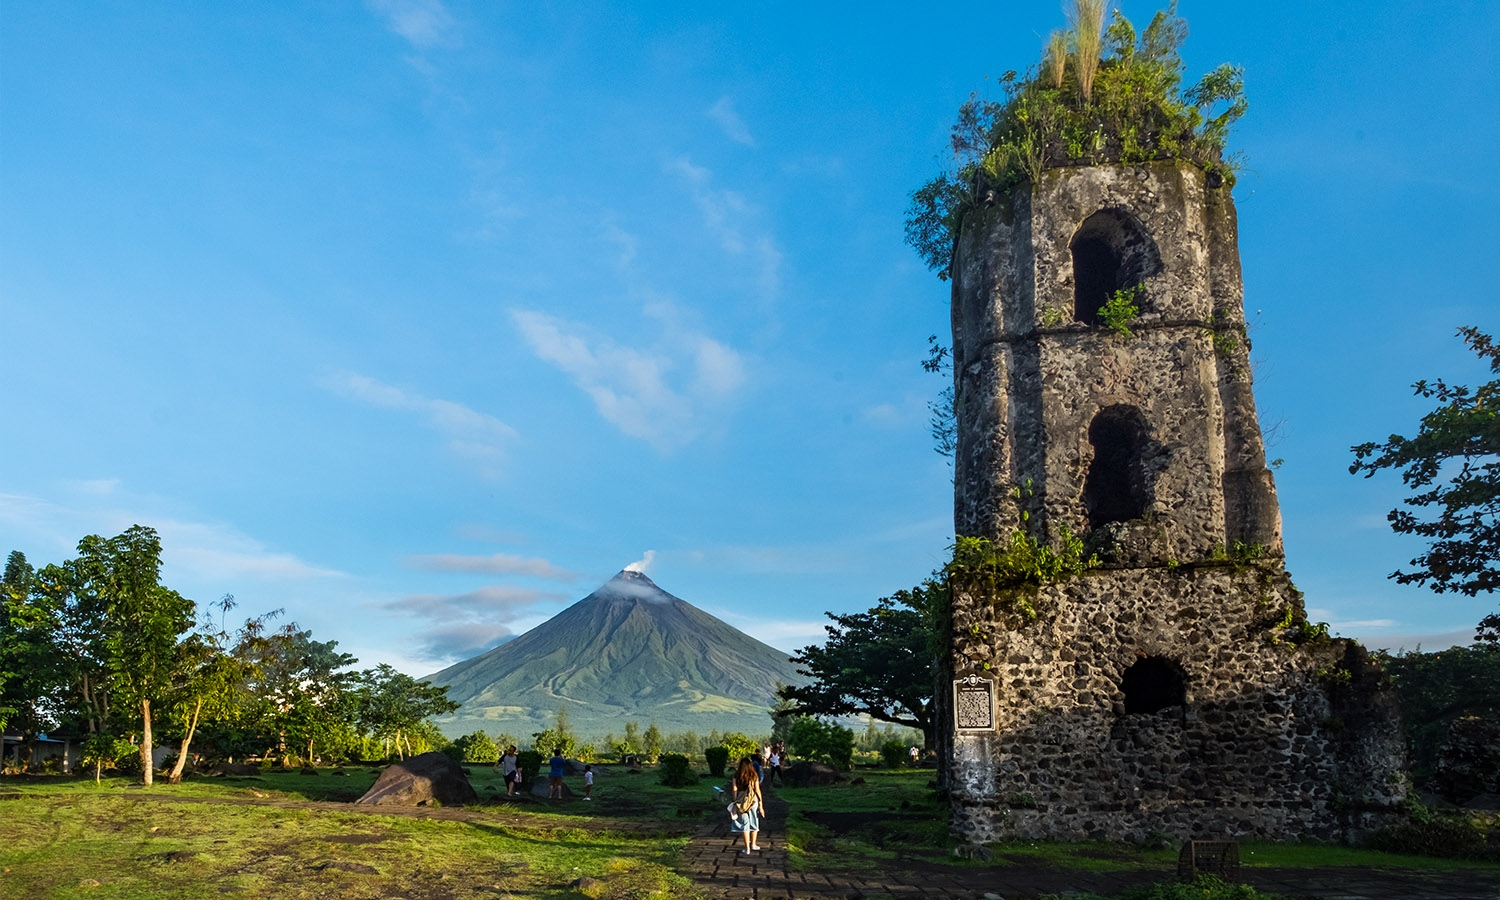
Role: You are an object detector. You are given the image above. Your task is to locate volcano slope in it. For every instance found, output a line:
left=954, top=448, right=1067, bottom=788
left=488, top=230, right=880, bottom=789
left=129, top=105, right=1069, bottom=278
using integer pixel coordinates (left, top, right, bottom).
left=426, top=570, right=806, bottom=738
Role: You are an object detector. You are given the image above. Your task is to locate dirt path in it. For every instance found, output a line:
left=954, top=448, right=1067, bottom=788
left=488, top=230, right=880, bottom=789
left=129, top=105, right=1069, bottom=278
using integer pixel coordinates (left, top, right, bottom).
left=118, top=788, right=698, bottom=837
left=677, top=785, right=1500, bottom=900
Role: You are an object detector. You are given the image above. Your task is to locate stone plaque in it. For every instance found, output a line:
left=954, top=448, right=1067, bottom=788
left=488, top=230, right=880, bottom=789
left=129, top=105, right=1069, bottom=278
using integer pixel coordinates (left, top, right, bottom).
left=953, top=674, right=996, bottom=731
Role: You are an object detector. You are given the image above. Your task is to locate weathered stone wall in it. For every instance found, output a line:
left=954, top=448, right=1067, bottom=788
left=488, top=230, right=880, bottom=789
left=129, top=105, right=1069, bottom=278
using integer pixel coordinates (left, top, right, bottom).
left=948, top=565, right=1405, bottom=842
left=947, top=161, right=1404, bottom=843
left=952, top=161, right=1281, bottom=559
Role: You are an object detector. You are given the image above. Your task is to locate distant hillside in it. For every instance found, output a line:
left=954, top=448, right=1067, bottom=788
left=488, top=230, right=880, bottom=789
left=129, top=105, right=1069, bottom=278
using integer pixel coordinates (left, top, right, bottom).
left=425, top=570, right=806, bottom=739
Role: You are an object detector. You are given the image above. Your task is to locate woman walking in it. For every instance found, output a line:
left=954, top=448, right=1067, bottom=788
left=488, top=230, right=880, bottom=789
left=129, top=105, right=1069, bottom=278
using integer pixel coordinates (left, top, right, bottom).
left=729, top=757, right=764, bottom=853
left=500, top=745, right=520, bottom=796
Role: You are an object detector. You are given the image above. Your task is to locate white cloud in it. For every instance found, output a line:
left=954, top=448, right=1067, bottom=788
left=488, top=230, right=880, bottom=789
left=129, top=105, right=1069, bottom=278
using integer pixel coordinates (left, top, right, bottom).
left=667, top=156, right=782, bottom=299
left=404, top=552, right=580, bottom=581
left=389, top=584, right=564, bottom=617
left=416, top=622, right=515, bottom=660
left=387, top=584, right=567, bottom=662
left=510, top=309, right=745, bottom=450
left=367, top=0, right=459, bottom=50
left=0, top=490, right=347, bottom=587
left=320, top=370, right=517, bottom=477
left=707, top=96, right=755, bottom=146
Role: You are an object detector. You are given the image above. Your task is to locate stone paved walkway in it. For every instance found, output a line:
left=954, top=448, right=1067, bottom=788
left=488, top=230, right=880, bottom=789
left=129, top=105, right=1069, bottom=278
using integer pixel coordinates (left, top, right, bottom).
left=679, top=785, right=1500, bottom=900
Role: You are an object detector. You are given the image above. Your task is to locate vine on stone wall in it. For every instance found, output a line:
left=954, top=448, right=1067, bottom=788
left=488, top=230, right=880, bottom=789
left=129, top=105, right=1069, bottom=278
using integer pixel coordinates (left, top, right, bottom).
left=946, top=531, right=1097, bottom=625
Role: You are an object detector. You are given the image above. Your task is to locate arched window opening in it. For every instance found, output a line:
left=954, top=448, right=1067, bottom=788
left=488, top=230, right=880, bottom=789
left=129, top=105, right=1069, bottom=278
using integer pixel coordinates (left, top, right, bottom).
left=1121, top=656, right=1185, bottom=715
left=1072, top=236, right=1119, bottom=325
left=1084, top=405, right=1151, bottom=528
left=1070, top=209, right=1162, bottom=326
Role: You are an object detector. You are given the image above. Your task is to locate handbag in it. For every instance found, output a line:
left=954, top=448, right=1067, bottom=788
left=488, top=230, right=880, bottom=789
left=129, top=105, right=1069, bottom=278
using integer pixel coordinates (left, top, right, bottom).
left=732, top=791, right=757, bottom=814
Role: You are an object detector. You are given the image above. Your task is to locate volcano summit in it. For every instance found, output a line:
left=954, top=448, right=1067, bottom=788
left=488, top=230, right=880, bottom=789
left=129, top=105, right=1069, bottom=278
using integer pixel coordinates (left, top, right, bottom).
left=425, top=570, right=805, bottom=738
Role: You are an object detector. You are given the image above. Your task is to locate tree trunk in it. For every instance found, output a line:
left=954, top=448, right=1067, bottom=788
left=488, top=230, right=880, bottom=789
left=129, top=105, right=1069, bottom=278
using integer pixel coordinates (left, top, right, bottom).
left=95, top=758, right=103, bottom=785
left=140, top=698, right=154, bottom=786
left=167, top=697, right=203, bottom=784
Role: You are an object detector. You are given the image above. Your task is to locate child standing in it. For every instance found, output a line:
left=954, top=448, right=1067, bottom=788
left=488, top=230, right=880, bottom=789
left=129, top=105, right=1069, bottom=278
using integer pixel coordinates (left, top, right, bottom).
left=583, top=764, right=594, bottom=801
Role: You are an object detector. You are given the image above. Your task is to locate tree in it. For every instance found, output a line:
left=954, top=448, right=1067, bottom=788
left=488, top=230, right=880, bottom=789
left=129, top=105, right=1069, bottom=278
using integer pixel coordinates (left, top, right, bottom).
left=778, top=579, right=944, bottom=750
left=643, top=722, right=663, bottom=763
left=0, top=551, right=63, bottom=737
left=355, top=664, right=458, bottom=759
left=1378, top=643, right=1500, bottom=795
left=70, top=526, right=196, bottom=785
left=787, top=717, right=855, bottom=770
left=1351, top=327, right=1499, bottom=603
left=452, top=730, right=500, bottom=763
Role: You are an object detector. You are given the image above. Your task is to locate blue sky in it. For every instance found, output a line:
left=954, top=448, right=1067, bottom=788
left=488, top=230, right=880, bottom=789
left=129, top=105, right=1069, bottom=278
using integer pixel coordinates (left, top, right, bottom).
left=3, top=1, right=1496, bottom=675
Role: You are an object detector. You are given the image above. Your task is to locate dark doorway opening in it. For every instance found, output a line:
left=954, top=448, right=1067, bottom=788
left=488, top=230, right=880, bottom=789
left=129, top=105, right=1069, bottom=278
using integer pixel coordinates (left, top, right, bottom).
left=1084, top=405, right=1151, bottom=528
left=1121, top=656, right=1185, bottom=714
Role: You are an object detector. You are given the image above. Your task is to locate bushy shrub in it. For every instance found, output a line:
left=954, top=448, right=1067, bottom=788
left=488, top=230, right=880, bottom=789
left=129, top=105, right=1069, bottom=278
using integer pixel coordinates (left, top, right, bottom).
left=705, top=746, right=730, bottom=777
left=1043, top=875, right=1285, bottom=900
left=658, top=753, right=698, bottom=787
left=531, top=728, right=575, bottom=760
left=880, top=739, right=909, bottom=769
left=789, top=717, right=855, bottom=770
left=452, top=730, right=500, bottom=763
left=1366, top=816, right=1497, bottom=861
left=719, top=732, right=760, bottom=761
left=517, top=749, right=543, bottom=781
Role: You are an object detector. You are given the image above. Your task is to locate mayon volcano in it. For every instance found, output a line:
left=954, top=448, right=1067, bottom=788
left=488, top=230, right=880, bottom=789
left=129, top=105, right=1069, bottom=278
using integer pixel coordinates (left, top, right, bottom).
left=425, top=570, right=806, bottom=738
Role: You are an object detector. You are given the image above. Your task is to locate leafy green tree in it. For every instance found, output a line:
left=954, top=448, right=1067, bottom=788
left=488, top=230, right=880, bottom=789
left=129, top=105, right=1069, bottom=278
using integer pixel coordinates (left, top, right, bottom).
left=643, top=722, right=663, bottom=763
left=355, top=664, right=458, bottom=759
left=34, top=554, right=114, bottom=737
left=779, top=579, right=944, bottom=750
left=1379, top=643, right=1500, bottom=792
left=0, top=551, right=64, bottom=737
left=718, top=731, right=759, bottom=762
left=67, top=527, right=196, bottom=785
left=452, top=730, right=500, bottom=763
left=1351, top=327, right=1499, bottom=603
left=787, top=717, right=855, bottom=770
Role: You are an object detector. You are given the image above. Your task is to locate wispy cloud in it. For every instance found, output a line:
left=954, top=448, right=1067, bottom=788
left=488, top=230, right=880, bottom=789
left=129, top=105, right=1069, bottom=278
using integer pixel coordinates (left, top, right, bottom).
left=625, top=550, right=656, bottom=574
left=389, top=584, right=564, bottom=617
left=367, top=0, right=460, bottom=50
left=320, top=370, right=517, bottom=477
left=510, top=308, right=746, bottom=450
left=404, top=552, right=580, bottom=581
left=387, top=584, right=567, bottom=661
left=0, top=490, right=347, bottom=586
left=416, top=622, right=515, bottom=660
left=667, top=156, right=782, bottom=299
left=707, top=96, right=755, bottom=146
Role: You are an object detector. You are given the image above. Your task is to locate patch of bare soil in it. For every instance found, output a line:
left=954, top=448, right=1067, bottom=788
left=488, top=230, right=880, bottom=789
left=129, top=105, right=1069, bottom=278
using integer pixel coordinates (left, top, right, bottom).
left=321, top=833, right=397, bottom=845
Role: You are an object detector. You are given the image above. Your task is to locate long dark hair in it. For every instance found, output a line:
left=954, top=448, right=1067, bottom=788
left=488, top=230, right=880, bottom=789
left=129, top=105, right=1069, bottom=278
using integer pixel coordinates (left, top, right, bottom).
left=734, top=757, right=758, bottom=789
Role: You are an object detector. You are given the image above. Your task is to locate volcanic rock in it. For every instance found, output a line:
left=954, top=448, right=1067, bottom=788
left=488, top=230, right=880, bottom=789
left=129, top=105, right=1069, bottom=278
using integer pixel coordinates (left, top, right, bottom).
left=355, top=752, right=477, bottom=807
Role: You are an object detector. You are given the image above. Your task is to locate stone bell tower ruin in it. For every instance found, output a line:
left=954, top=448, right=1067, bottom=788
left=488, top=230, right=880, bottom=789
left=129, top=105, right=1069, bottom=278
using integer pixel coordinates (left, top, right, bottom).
left=945, top=160, right=1406, bottom=843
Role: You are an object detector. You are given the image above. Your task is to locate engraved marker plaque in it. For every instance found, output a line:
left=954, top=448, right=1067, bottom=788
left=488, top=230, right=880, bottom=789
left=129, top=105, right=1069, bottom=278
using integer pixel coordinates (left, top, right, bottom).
left=954, top=674, right=996, bottom=731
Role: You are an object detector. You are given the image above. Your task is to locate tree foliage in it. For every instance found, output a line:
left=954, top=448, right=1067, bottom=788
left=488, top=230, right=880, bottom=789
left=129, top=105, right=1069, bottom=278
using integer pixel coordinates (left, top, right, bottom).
left=1351, top=327, right=1499, bottom=601
left=779, top=580, right=944, bottom=749
left=905, top=1, right=1246, bottom=278
left=1378, top=643, right=1500, bottom=788
left=786, top=717, right=855, bottom=770
left=356, top=663, right=459, bottom=759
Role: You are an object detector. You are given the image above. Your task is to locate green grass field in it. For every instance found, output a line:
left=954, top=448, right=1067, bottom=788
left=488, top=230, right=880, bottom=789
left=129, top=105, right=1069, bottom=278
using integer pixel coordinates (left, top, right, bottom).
left=4, top=765, right=1498, bottom=899
left=0, top=765, right=706, bottom=900
left=775, top=768, right=1500, bottom=876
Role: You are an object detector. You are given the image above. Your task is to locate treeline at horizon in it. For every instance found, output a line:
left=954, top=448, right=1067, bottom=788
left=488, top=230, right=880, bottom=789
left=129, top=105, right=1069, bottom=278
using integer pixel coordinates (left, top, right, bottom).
left=442, top=706, right=924, bottom=767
